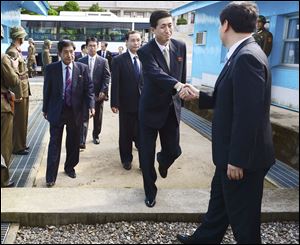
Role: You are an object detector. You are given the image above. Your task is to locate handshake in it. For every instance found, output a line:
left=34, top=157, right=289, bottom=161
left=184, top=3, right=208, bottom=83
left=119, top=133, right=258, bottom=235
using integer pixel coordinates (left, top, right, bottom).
left=178, top=83, right=200, bottom=101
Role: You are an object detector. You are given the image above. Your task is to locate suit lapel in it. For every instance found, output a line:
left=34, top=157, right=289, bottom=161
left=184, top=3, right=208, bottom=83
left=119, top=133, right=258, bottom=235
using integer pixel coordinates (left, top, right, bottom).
left=125, top=52, right=135, bottom=81
left=151, top=39, right=170, bottom=74
left=58, top=61, right=63, bottom=96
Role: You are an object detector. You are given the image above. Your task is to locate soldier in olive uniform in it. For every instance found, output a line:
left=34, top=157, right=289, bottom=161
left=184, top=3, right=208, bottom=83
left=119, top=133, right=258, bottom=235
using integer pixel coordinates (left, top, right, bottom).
left=27, top=38, right=37, bottom=78
left=42, top=39, right=52, bottom=73
left=1, top=25, right=22, bottom=187
left=253, top=15, right=273, bottom=57
left=6, top=26, right=31, bottom=155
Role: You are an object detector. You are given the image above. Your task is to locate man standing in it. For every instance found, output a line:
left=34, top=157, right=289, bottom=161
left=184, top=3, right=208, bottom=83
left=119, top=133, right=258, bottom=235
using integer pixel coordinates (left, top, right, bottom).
left=6, top=26, right=30, bottom=156
left=111, top=31, right=143, bottom=170
left=43, top=40, right=94, bottom=187
left=78, top=37, right=110, bottom=148
left=253, top=15, right=273, bottom=57
left=75, top=44, right=87, bottom=61
left=137, top=10, right=186, bottom=207
left=97, top=41, right=113, bottom=71
left=1, top=25, right=21, bottom=187
left=177, top=2, right=275, bottom=243
left=42, top=39, right=52, bottom=73
left=27, top=38, right=37, bottom=78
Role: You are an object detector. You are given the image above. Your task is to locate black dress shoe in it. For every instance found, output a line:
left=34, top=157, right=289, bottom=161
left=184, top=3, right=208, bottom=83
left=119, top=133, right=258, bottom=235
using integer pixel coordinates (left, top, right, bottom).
left=158, top=166, right=168, bottom=178
left=122, top=162, right=132, bottom=170
left=176, top=234, right=199, bottom=244
left=79, top=144, right=86, bottom=149
left=65, top=171, right=76, bottom=178
left=144, top=198, right=156, bottom=208
left=46, top=182, right=55, bottom=187
left=14, top=149, right=29, bottom=155
left=93, top=138, right=100, bottom=144
left=25, top=146, right=30, bottom=150
left=3, top=181, right=14, bottom=188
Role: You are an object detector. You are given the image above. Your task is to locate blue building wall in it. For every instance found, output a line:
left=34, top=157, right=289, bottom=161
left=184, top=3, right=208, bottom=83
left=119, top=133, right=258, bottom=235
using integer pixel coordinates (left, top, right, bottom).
left=172, top=1, right=299, bottom=111
left=1, top=1, right=49, bottom=51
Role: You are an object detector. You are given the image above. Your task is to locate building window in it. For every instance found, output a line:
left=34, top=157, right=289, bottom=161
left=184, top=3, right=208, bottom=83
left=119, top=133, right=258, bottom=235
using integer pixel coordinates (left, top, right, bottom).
left=196, top=31, right=207, bottom=45
left=282, top=16, right=299, bottom=65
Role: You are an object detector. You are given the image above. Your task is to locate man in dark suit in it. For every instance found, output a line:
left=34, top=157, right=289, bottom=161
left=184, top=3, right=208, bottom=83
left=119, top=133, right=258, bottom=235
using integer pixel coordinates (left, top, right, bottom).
left=78, top=37, right=111, bottom=147
left=137, top=10, right=186, bottom=208
left=43, top=40, right=95, bottom=187
left=75, top=44, right=87, bottom=61
left=177, top=2, right=275, bottom=244
left=97, top=41, right=113, bottom=71
left=111, top=31, right=143, bottom=170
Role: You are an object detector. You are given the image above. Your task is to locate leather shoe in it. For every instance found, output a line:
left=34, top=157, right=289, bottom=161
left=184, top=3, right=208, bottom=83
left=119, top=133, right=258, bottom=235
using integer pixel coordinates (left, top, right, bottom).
left=144, top=198, right=156, bottom=208
left=65, top=171, right=76, bottom=178
left=25, top=146, right=30, bottom=150
left=3, top=181, right=14, bottom=188
left=14, top=149, right=29, bottom=155
left=46, top=182, right=55, bottom=187
left=158, top=166, right=168, bottom=178
left=122, top=162, right=132, bottom=170
left=176, top=234, right=199, bottom=244
left=79, top=144, right=86, bottom=149
left=93, top=138, right=100, bottom=144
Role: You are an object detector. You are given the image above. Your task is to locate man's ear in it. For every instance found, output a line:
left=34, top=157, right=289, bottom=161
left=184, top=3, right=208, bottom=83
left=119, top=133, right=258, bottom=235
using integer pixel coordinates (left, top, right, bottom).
left=223, top=19, right=230, bottom=32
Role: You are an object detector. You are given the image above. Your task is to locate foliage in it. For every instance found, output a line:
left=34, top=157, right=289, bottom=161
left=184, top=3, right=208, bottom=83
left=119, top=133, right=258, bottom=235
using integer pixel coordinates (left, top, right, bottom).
left=88, top=3, right=104, bottom=12
left=177, top=18, right=188, bottom=25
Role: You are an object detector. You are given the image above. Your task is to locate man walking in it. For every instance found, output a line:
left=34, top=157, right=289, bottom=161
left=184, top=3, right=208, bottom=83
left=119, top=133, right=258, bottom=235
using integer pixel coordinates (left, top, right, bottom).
left=43, top=40, right=94, bottom=187
left=137, top=10, right=186, bottom=207
left=111, top=31, right=143, bottom=170
left=78, top=37, right=110, bottom=148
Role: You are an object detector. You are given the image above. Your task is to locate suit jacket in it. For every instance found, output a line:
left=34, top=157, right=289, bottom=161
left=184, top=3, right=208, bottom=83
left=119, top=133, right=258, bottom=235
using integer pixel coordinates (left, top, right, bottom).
left=75, top=53, right=83, bottom=61
left=42, top=61, right=95, bottom=126
left=111, top=51, right=143, bottom=113
left=199, top=37, right=275, bottom=170
left=137, top=38, right=186, bottom=128
left=97, top=50, right=113, bottom=70
left=78, top=54, right=111, bottom=96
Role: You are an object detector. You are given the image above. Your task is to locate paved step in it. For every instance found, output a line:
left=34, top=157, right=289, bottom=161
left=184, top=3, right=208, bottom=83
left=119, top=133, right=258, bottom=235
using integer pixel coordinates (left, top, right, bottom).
left=1, top=188, right=298, bottom=226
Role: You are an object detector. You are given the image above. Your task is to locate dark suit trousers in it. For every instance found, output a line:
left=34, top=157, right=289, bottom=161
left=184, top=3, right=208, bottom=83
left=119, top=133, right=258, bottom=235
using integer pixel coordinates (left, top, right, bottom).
left=119, top=110, right=139, bottom=163
left=92, top=100, right=104, bottom=139
left=192, top=167, right=269, bottom=244
left=139, top=106, right=182, bottom=200
left=46, top=106, right=80, bottom=183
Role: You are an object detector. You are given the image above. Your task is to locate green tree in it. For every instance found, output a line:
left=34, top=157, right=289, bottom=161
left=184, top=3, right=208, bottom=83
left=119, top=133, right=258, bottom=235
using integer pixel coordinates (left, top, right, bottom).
left=63, top=1, right=80, bottom=11
left=88, top=3, right=104, bottom=12
left=21, top=8, right=37, bottom=15
left=48, top=8, right=58, bottom=16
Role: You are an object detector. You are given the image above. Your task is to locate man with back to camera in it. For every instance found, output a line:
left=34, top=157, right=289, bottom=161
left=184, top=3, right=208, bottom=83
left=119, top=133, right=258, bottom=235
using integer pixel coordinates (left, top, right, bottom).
left=177, top=2, right=275, bottom=243
left=111, top=31, right=143, bottom=170
left=43, top=40, right=95, bottom=187
left=137, top=10, right=187, bottom=208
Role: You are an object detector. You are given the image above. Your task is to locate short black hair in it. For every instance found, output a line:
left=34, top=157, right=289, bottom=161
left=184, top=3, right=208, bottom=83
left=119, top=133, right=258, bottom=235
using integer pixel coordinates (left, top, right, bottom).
left=220, top=1, right=258, bottom=33
left=81, top=44, right=86, bottom=50
left=57, top=40, right=76, bottom=53
left=101, top=41, right=108, bottom=47
left=86, top=37, right=98, bottom=46
left=125, top=30, right=141, bottom=41
left=150, top=10, right=172, bottom=28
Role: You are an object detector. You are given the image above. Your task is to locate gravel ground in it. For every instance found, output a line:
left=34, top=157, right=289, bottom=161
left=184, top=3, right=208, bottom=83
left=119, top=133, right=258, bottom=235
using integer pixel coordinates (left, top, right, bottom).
left=15, top=221, right=299, bottom=244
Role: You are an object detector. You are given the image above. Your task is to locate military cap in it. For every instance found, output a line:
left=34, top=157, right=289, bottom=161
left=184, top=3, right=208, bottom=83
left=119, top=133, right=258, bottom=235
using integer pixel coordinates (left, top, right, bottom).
left=9, top=26, right=27, bottom=39
left=1, top=25, right=4, bottom=39
left=258, top=15, right=267, bottom=24
left=28, top=38, right=34, bottom=43
left=44, top=39, right=51, bottom=46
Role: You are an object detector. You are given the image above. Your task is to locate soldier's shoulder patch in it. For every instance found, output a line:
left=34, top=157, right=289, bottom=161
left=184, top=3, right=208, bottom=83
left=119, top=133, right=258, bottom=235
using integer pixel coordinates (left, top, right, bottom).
left=268, top=37, right=272, bottom=42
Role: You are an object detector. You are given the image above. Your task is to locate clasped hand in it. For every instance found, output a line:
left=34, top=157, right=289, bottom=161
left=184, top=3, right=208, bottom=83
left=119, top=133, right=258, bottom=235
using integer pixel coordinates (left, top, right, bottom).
left=178, top=84, right=199, bottom=101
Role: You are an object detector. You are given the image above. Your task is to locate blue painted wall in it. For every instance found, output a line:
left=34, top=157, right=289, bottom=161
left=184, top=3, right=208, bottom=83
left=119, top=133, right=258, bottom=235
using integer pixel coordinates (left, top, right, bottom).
left=1, top=1, right=49, bottom=51
left=182, top=1, right=299, bottom=110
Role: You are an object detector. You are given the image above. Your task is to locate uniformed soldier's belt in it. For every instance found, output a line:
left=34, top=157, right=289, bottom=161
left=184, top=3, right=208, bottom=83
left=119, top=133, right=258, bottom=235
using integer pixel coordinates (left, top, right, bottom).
left=19, top=74, right=28, bottom=80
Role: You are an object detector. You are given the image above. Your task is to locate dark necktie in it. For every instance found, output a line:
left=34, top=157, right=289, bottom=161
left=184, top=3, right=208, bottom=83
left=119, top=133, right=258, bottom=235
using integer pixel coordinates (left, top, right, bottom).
left=102, top=51, right=105, bottom=58
left=133, top=56, right=140, bottom=79
left=65, top=66, right=72, bottom=107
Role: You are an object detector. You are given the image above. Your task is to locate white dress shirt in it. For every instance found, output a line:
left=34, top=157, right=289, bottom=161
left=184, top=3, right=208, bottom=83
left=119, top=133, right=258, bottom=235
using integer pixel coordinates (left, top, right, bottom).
left=88, top=54, right=97, bottom=79
left=61, top=61, right=73, bottom=99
